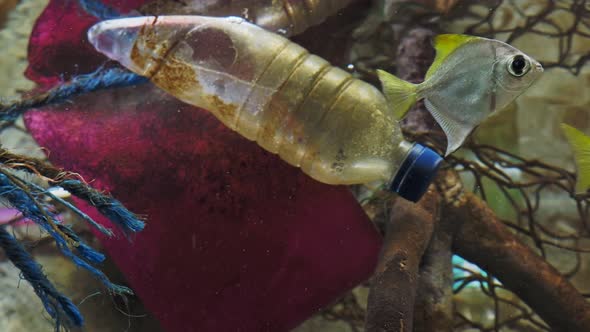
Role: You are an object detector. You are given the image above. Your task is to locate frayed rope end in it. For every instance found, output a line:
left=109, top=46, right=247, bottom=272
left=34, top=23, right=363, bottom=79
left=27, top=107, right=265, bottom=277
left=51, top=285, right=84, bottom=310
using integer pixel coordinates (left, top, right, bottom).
left=59, top=179, right=145, bottom=236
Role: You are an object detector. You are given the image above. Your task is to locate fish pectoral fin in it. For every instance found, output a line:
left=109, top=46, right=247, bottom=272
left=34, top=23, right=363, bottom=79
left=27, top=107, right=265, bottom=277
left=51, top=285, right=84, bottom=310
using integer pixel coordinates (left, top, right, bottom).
left=425, top=99, right=474, bottom=156
left=377, top=69, right=418, bottom=120
left=561, top=123, right=590, bottom=194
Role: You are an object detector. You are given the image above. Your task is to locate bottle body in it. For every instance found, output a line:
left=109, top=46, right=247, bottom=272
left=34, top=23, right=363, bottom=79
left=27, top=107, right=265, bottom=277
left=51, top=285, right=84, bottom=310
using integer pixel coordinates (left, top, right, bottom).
left=88, top=16, right=429, bottom=189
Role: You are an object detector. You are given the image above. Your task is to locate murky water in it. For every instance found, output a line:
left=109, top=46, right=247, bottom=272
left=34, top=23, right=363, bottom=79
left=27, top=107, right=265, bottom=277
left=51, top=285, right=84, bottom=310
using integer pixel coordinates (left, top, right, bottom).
left=0, top=1, right=589, bottom=331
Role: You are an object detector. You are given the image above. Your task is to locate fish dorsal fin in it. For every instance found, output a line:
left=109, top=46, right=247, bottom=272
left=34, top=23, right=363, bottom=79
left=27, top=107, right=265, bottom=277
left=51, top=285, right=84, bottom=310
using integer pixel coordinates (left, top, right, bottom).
left=425, top=98, right=474, bottom=156
left=377, top=69, right=418, bottom=120
left=425, top=34, right=478, bottom=80
left=561, top=123, right=590, bottom=194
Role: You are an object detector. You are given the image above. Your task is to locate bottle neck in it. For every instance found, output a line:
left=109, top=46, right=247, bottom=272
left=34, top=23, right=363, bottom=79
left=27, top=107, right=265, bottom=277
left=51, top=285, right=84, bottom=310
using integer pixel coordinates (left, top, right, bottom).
left=386, top=140, right=414, bottom=184
left=388, top=141, right=443, bottom=202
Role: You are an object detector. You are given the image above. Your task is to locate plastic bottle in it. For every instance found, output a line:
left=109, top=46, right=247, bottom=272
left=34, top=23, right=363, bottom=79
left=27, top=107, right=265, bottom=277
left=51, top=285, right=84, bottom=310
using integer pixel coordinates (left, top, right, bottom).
left=88, top=15, right=442, bottom=201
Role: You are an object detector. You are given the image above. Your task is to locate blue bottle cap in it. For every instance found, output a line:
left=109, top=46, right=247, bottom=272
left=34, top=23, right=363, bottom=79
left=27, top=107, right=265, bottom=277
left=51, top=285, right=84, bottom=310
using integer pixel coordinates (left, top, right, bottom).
left=389, top=143, right=443, bottom=202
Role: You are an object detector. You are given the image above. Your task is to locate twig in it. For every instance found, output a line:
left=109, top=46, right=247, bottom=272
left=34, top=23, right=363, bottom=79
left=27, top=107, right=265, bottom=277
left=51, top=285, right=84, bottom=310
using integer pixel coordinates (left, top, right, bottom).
left=365, top=190, right=438, bottom=332
left=445, top=176, right=590, bottom=331
left=412, top=195, right=453, bottom=332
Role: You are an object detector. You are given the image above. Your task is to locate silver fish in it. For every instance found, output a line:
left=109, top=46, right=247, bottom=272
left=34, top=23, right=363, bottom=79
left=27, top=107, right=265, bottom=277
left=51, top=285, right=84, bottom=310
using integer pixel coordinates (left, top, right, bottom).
left=378, top=34, right=543, bottom=155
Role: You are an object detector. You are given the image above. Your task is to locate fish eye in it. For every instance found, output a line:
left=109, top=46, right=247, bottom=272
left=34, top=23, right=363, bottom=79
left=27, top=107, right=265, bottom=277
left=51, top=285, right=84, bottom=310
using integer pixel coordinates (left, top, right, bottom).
left=508, top=55, right=529, bottom=77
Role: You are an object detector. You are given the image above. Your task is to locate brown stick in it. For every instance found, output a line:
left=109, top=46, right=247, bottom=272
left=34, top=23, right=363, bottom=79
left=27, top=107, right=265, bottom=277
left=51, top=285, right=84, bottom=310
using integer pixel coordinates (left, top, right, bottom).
left=447, top=183, right=590, bottom=331
left=412, top=210, right=454, bottom=332
left=365, top=191, right=438, bottom=332
left=393, top=25, right=454, bottom=332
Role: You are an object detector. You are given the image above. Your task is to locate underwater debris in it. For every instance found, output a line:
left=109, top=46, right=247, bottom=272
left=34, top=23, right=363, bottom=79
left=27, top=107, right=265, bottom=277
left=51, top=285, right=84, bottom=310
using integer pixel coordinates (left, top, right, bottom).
left=89, top=15, right=443, bottom=201
left=20, top=1, right=386, bottom=331
left=3, top=0, right=590, bottom=331
left=0, top=66, right=146, bottom=127
left=0, top=143, right=145, bottom=327
left=0, top=15, right=147, bottom=323
left=0, top=169, right=133, bottom=327
left=0, top=224, right=83, bottom=328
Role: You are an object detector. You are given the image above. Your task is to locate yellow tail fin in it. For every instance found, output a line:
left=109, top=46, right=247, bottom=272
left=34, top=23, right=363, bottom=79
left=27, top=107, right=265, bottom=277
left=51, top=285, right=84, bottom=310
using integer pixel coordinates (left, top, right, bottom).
left=561, top=123, right=590, bottom=194
left=377, top=69, right=418, bottom=120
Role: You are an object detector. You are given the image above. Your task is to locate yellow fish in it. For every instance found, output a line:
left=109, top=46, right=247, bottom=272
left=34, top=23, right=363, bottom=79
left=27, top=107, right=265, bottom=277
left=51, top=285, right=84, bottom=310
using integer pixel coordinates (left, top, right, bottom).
left=561, top=123, right=590, bottom=194
left=378, top=34, right=543, bottom=156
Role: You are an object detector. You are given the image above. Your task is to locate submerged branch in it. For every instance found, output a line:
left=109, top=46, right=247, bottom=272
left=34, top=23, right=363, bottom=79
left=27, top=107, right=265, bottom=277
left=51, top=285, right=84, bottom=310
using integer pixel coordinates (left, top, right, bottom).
left=365, top=191, right=439, bottom=332
left=441, top=170, right=590, bottom=332
left=412, top=202, right=454, bottom=332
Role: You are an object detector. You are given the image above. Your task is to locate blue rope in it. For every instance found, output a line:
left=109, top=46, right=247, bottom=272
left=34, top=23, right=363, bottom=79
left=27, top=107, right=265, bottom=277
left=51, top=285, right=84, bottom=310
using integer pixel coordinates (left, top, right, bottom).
left=0, top=226, right=83, bottom=328
left=57, top=224, right=105, bottom=263
left=47, top=224, right=132, bottom=295
left=0, top=172, right=135, bottom=327
left=0, top=67, right=148, bottom=124
left=28, top=182, right=114, bottom=237
left=0, top=3, right=154, bottom=328
left=59, top=179, right=145, bottom=236
left=0, top=4, right=152, bottom=327
left=0, top=173, right=133, bottom=291
left=78, top=0, right=122, bottom=20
